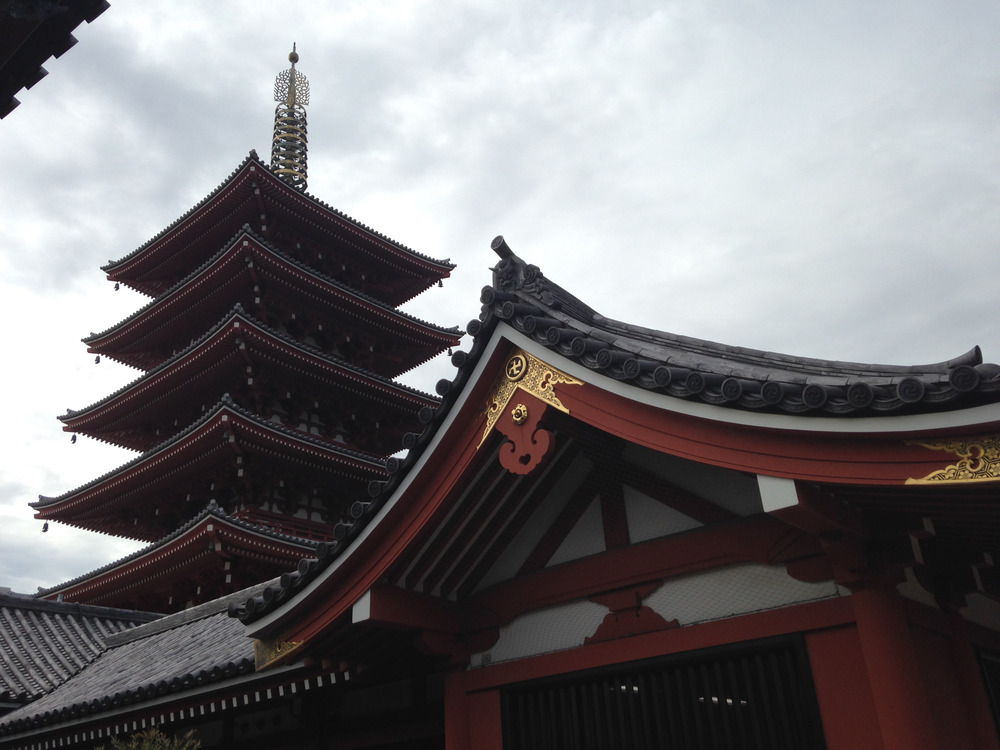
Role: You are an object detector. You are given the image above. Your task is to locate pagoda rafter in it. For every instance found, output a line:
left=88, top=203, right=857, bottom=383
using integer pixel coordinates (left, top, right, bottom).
left=36, top=503, right=320, bottom=612
left=85, top=227, right=460, bottom=375
left=102, top=154, right=454, bottom=303
left=35, top=398, right=387, bottom=541
left=61, top=307, right=439, bottom=453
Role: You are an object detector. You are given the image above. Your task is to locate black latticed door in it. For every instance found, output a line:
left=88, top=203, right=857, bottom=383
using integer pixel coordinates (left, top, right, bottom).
left=501, top=636, right=826, bottom=750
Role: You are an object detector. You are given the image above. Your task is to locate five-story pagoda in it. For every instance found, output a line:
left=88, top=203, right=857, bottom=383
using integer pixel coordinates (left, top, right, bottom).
left=32, top=49, right=461, bottom=613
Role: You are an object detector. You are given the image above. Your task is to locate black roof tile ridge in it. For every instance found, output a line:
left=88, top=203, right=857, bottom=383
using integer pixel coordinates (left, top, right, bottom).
left=87, top=224, right=461, bottom=347
left=63, top=305, right=439, bottom=422
left=0, top=593, right=160, bottom=625
left=104, top=580, right=278, bottom=647
left=485, top=239, right=1000, bottom=416
left=491, top=243, right=985, bottom=380
left=103, top=152, right=454, bottom=273
left=36, top=395, right=387, bottom=509
left=35, top=502, right=317, bottom=602
left=231, top=299, right=504, bottom=624
left=592, top=314, right=982, bottom=378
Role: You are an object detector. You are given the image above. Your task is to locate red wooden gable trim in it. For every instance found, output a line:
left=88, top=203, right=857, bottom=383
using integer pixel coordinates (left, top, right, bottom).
left=465, top=516, right=818, bottom=629
left=555, top=378, right=995, bottom=484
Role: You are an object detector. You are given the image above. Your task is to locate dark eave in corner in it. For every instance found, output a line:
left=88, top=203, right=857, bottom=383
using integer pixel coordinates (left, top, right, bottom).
left=0, top=1, right=108, bottom=119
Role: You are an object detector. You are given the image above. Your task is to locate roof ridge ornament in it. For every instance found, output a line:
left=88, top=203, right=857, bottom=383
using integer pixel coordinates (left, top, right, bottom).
left=270, top=44, right=310, bottom=190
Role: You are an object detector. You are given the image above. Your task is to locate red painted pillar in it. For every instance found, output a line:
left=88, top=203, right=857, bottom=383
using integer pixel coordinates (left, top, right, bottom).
left=948, top=614, right=1000, bottom=750
left=850, top=584, right=940, bottom=750
left=445, top=670, right=503, bottom=750
left=445, top=670, right=471, bottom=750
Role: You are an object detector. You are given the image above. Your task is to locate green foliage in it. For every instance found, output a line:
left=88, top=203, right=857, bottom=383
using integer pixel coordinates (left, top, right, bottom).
left=97, top=727, right=200, bottom=750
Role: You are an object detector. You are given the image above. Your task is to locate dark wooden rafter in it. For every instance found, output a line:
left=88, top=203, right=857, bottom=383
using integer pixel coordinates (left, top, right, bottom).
left=452, top=439, right=583, bottom=602
left=518, top=462, right=600, bottom=575
left=398, top=444, right=509, bottom=591
left=417, top=471, right=521, bottom=597
left=620, top=463, right=738, bottom=525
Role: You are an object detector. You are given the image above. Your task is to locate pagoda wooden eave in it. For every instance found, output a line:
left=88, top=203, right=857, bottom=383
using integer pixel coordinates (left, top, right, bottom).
left=61, top=307, right=439, bottom=452
left=37, top=507, right=317, bottom=611
left=34, top=399, right=388, bottom=540
left=85, top=228, right=461, bottom=374
left=236, top=321, right=1000, bottom=663
left=102, top=154, right=454, bottom=304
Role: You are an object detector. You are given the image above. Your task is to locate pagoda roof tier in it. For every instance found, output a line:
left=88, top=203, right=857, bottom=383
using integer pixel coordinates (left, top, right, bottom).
left=102, top=153, right=454, bottom=304
left=85, top=226, right=461, bottom=375
left=36, top=502, right=317, bottom=613
left=34, top=397, right=387, bottom=541
left=61, top=306, right=439, bottom=453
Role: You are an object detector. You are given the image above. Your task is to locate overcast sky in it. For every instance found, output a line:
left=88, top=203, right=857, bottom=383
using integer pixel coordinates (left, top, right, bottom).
left=1, top=1, right=998, bottom=595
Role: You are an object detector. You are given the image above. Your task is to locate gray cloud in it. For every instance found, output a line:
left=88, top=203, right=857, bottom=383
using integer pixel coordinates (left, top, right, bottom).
left=2, top=0, right=998, bottom=592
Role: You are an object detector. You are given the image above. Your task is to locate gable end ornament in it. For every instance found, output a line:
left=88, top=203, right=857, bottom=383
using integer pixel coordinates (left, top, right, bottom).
left=906, top=434, right=1000, bottom=484
left=478, top=349, right=582, bottom=474
left=254, top=636, right=303, bottom=670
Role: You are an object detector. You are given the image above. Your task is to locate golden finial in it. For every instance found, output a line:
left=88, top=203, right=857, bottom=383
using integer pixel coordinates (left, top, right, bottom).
left=271, top=44, right=309, bottom=189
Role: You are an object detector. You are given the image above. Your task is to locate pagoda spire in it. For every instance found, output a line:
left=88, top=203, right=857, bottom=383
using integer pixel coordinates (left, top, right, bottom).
left=270, top=44, right=310, bottom=190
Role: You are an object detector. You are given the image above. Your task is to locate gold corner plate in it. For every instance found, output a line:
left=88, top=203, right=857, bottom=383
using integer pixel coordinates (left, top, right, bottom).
left=905, top=434, right=1000, bottom=484
left=478, top=349, right=582, bottom=449
left=254, top=637, right=303, bottom=670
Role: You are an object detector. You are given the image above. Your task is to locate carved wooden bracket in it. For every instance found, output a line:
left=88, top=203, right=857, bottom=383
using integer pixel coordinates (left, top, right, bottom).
left=479, top=349, right=582, bottom=475
left=494, top=392, right=554, bottom=474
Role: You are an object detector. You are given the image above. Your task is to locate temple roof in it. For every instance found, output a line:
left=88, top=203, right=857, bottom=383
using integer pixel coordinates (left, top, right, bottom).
left=0, top=591, right=158, bottom=711
left=484, top=237, right=1000, bottom=417
left=36, top=502, right=320, bottom=611
left=86, top=225, right=461, bottom=375
left=62, top=306, right=439, bottom=452
left=102, top=153, right=454, bottom=303
left=0, top=586, right=263, bottom=738
left=35, top=397, right=388, bottom=539
left=230, top=240, right=1000, bottom=626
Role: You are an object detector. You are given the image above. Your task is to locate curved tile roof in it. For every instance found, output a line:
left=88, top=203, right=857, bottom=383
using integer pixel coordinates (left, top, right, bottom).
left=0, top=592, right=157, bottom=708
left=486, top=236, right=1000, bottom=416
left=0, top=587, right=264, bottom=736
left=230, top=238, right=1000, bottom=624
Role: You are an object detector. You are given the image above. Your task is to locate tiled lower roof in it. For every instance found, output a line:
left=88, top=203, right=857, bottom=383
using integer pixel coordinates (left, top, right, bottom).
left=0, top=585, right=268, bottom=736
left=0, top=592, right=159, bottom=709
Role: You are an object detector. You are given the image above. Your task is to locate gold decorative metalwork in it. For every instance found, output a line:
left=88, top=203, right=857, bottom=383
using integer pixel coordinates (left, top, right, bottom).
left=478, top=350, right=582, bottom=448
left=271, top=44, right=310, bottom=190
left=906, top=434, right=1000, bottom=484
left=506, top=355, right=527, bottom=382
left=254, top=636, right=303, bottom=670
left=511, top=403, right=529, bottom=425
